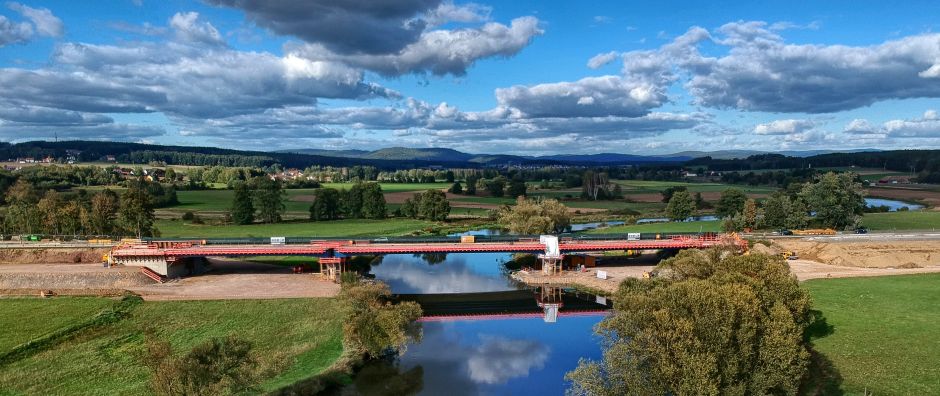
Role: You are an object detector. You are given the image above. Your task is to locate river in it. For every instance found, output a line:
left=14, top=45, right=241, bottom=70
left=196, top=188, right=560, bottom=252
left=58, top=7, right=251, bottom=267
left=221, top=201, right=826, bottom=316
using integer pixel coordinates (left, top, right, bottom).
left=341, top=251, right=609, bottom=395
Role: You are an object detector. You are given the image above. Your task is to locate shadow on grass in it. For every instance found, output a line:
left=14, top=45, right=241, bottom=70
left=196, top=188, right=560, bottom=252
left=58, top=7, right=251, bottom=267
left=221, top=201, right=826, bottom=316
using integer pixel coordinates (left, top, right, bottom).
left=800, top=309, right=844, bottom=395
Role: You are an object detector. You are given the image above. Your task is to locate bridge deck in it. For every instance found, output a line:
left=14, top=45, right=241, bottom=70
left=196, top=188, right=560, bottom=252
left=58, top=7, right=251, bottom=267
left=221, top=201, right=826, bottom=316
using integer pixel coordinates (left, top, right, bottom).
left=111, top=235, right=743, bottom=260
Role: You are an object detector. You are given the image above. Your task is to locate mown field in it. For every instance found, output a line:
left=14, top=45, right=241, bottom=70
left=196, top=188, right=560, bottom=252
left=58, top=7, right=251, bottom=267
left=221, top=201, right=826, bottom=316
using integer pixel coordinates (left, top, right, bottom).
left=156, top=218, right=435, bottom=238
left=862, top=211, right=940, bottom=231
left=804, top=274, right=940, bottom=395
left=613, top=180, right=778, bottom=195
left=0, top=297, right=345, bottom=395
left=586, top=220, right=721, bottom=234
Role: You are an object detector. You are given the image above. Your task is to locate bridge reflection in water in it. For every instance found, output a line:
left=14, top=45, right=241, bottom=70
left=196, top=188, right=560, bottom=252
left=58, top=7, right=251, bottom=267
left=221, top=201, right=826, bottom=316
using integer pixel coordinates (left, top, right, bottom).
left=397, top=286, right=611, bottom=323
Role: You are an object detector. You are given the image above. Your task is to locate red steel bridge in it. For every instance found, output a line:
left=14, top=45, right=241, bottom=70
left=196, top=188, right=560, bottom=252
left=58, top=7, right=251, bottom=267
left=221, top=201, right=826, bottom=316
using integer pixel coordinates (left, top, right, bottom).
left=109, top=233, right=745, bottom=277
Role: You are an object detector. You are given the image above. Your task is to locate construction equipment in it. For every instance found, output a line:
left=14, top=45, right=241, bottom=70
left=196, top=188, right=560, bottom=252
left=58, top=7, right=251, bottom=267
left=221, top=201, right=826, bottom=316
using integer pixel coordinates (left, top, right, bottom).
left=791, top=229, right=836, bottom=236
left=780, top=251, right=799, bottom=260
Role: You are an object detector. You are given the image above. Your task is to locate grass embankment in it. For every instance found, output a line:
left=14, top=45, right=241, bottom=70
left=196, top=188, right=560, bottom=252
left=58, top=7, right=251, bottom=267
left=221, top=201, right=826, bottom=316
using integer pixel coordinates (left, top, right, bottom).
left=585, top=220, right=721, bottom=234
left=805, top=274, right=940, bottom=395
left=862, top=210, right=940, bottom=231
left=0, top=297, right=345, bottom=394
left=156, top=218, right=435, bottom=238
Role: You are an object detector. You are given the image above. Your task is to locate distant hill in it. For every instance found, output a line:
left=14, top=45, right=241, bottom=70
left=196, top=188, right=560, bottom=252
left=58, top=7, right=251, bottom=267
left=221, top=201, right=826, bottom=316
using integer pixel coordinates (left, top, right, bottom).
left=672, top=149, right=880, bottom=160
left=537, top=153, right=692, bottom=163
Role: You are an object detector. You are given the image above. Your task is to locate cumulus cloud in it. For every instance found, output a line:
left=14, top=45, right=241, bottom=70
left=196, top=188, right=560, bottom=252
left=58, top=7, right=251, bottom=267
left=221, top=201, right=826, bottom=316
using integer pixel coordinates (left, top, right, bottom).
left=843, top=118, right=878, bottom=135
left=0, top=14, right=32, bottom=46
left=495, top=75, right=665, bottom=118
left=169, top=11, right=224, bottom=46
left=752, top=119, right=815, bottom=135
left=425, top=1, right=491, bottom=26
left=7, top=2, right=62, bottom=37
left=882, top=110, right=940, bottom=138
left=207, top=0, right=439, bottom=55
left=0, top=2, right=62, bottom=47
left=294, top=16, right=542, bottom=77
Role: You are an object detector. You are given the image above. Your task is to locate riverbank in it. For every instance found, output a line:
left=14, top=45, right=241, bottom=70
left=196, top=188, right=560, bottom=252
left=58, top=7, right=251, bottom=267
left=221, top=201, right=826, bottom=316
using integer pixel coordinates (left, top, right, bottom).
left=0, top=296, right=346, bottom=394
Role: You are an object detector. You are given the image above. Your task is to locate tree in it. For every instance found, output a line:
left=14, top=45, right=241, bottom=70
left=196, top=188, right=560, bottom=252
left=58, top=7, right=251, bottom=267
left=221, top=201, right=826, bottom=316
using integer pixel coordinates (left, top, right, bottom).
left=716, top=188, right=747, bottom=218
left=253, top=177, right=285, bottom=224
left=309, top=187, right=340, bottom=221
left=661, top=185, right=688, bottom=203
left=786, top=198, right=809, bottom=230
left=5, top=178, right=38, bottom=233
left=119, top=179, right=157, bottom=238
left=743, top=198, right=759, bottom=230
left=762, top=192, right=790, bottom=229
left=582, top=171, right=612, bottom=200
left=799, top=172, right=865, bottom=229
left=693, top=192, right=710, bottom=210
left=341, top=281, right=422, bottom=359
left=37, top=190, right=64, bottom=235
left=507, top=178, right=527, bottom=198
left=464, top=176, right=477, bottom=195
left=568, top=250, right=814, bottom=396
left=486, top=177, right=506, bottom=197
left=230, top=182, right=255, bottom=225
left=360, top=182, right=387, bottom=219
left=343, top=185, right=364, bottom=218
left=445, top=170, right=455, bottom=183
left=497, top=197, right=571, bottom=234
left=666, top=190, right=695, bottom=222
left=417, top=189, right=450, bottom=221
left=400, top=195, right=418, bottom=218
left=90, top=189, right=119, bottom=235
left=448, top=181, right=462, bottom=194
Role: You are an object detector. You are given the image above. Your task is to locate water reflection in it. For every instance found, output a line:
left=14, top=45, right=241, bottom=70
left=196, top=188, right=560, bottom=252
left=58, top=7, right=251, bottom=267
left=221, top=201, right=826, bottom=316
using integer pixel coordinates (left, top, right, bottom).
left=369, top=253, right=518, bottom=294
left=344, top=316, right=603, bottom=396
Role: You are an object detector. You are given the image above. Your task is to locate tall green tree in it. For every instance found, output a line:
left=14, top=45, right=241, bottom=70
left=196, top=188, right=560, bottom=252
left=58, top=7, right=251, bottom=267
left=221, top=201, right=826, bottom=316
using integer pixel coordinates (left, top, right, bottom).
left=762, top=192, right=790, bottom=229
left=661, top=185, right=688, bottom=203
left=230, top=182, right=255, bottom=225
left=799, top=172, right=865, bottom=229
left=486, top=178, right=506, bottom=198
left=5, top=178, right=39, bottom=233
left=342, top=185, right=364, bottom=219
left=464, top=176, right=477, bottom=195
left=743, top=198, right=759, bottom=230
left=37, top=190, right=63, bottom=235
left=341, top=281, right=423, bottom=359
left=417, top=189, right=450, bottom=221
left=568, top=249, right=814, bottom=396
left=119, top=179, right=157, bottom=238
left=309, top=187, right=341, bottom=221
left=716, top=188, right=747, bottom=218
left=448, top=181, right=463, bottom=194
left=253, top=177, right=285, bottom=224
left=666, top=190, right=695, bottom=222
left=786, top=198, right=809, bottom=230
left=360, top=182, right=387, bottom=219
left=90, top=189, right=120, bottom=235
left=507, top=178, right=527, bottom=198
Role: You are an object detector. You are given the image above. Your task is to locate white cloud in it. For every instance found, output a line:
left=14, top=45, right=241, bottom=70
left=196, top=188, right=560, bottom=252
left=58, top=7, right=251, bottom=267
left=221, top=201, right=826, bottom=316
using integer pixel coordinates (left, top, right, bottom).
left=753, top=119, right=815, bottom=135
left=495, top=75, right=666, bottom=118
left=169, top=12, right=224, bottom=46
left=7, top=2, right=62, bottom=37
left=587, top=51, right=619, bottom=69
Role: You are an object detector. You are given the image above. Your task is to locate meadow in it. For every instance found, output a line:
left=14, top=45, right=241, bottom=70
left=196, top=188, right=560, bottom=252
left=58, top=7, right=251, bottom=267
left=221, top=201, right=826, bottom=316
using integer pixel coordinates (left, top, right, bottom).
left=155, top=218, right=435, bottom=238
left=862, top=210, right=940, bottom=231
left=0, top=297, right=346, bottom=394
left=585, top=220, right=722, bottom=234
left=804, top=274, right=940, bottom=395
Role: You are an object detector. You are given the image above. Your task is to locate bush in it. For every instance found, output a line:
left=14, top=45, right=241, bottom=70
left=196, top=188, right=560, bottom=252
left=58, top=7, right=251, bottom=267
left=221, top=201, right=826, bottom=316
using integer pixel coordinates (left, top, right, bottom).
left=181, top=211, right=195, bottom=221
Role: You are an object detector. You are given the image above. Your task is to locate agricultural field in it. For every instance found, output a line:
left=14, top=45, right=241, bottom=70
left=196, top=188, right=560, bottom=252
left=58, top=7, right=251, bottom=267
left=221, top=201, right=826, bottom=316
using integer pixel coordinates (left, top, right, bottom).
left=155, top=218, right=435, bottom=238
left=0, top=297, right=345, bottom=394
left=0, top=298, right=114, bottom=352
left=861, top=210, right=940, bottom=231
left=585, top=220, right=721, bottom=234
left=804, top=274, right=940, bottom=395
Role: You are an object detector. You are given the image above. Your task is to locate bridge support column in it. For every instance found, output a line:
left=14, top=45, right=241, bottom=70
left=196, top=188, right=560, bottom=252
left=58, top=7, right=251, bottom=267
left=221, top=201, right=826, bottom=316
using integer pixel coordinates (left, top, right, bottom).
left=319, top=257, right=345, bottom=282
left=110, top=255, right=175, bottom=277
left=538, top=254, right=564, bottom=275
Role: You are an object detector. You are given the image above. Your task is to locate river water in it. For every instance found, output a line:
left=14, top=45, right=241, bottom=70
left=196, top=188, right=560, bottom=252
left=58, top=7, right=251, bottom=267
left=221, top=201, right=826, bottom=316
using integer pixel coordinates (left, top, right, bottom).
left=341, top=251, right=608, bottom=395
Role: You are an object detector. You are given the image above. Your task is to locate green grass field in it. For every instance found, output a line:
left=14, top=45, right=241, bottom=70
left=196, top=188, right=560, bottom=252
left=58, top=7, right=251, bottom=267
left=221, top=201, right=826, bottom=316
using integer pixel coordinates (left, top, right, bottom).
left=156, top=218, right=435, bottom=238
left=862, top=211, right=940, bottom=231
left=614, top=180, right=777, bottom=195
left=0, top=297, right=345, bottom=394
left=0, top=298, right=114, bottom=352
left=320, top=182, right=449, bottom=192
left=804, top=274, right=940, bottom=395
left=585, top=220, right=721, bottom=234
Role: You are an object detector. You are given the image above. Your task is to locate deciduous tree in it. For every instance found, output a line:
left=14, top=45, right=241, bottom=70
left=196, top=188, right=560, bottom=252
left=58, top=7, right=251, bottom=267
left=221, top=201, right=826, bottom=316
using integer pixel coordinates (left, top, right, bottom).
left=716, top=188, right=747, bottom=219
left=666, top=190, right=695, bottom=222
left=230, top=181, right=255, bottom=225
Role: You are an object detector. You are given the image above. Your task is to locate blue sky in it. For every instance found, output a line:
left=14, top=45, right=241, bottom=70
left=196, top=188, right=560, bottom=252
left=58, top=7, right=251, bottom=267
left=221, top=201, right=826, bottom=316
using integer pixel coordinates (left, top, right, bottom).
left=1, top=0, right=940, bottom=155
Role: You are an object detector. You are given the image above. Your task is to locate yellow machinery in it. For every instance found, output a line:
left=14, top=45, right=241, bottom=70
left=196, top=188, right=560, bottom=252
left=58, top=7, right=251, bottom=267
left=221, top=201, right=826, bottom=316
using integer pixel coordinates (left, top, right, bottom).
left=780, top=251, right=799, bottom=260
left=791, top=229, right=836, bottom=236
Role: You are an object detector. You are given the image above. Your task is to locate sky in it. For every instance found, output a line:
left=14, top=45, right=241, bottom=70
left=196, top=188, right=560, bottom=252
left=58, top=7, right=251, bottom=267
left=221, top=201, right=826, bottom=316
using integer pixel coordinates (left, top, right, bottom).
left=2, top=1, right=940, bottom=155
